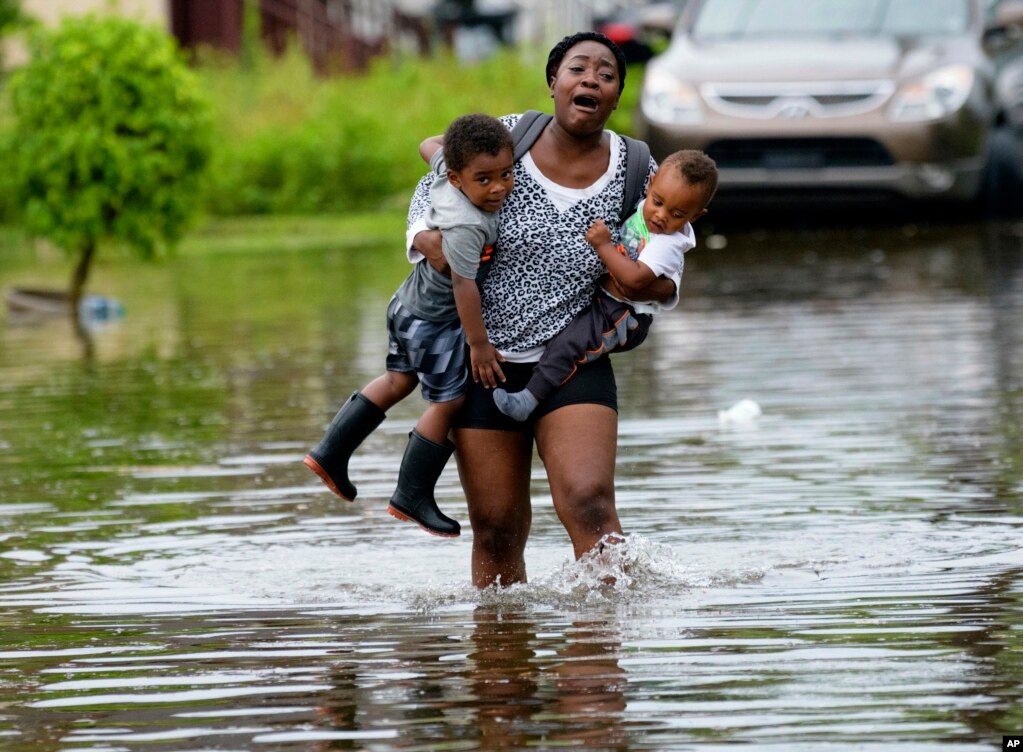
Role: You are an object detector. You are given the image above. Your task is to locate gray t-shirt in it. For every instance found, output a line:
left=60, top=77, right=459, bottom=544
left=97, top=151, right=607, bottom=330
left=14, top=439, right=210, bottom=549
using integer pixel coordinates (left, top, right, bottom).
left=395, top=151, right=501, bottom=322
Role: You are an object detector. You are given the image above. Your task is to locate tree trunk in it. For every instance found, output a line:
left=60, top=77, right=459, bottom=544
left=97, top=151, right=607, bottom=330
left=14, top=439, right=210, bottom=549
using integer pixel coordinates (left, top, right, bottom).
left=69, top=242, right=95, bottom=326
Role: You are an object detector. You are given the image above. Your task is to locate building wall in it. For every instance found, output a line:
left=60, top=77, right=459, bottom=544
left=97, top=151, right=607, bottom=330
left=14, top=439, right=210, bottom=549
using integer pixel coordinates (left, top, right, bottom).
left=4, top=0, right=171, bottom=68
left=20, top=0, right=170, bottom=27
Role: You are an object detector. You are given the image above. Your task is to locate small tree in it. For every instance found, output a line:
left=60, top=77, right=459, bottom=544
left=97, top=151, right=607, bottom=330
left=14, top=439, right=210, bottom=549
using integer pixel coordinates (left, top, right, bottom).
left=0, top=0, right=23, bottom=70
left=0, top=0, right=19, bottom=33
left=0, top=0, right=17, bottom=28
left=8, top=14, right=212, bottom=320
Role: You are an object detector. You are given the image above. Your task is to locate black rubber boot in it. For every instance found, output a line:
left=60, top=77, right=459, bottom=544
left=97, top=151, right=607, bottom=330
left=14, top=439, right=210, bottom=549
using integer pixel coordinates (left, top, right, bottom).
left=304, top=392, right=385, bottom=501
left=387, top=430, right=460, bottom=537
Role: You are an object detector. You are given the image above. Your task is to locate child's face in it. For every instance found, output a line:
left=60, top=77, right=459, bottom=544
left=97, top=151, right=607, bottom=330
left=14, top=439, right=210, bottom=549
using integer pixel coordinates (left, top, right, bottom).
left=642, top=168, right=709, bottom=235
left=447, top=147, right=515, bottom=213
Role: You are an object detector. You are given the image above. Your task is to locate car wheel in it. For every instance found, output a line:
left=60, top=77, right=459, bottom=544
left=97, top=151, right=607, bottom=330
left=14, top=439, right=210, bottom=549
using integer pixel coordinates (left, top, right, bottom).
left=983, top=126, right=1023, bottom=218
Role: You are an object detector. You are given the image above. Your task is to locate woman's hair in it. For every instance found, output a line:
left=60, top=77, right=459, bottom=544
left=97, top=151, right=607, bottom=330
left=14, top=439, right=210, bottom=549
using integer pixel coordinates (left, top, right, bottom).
left=443, top=113, right=514, bottom=172
left=546, top=31, right=628, bottom=94
left=662, top=150, right=719, bottom=204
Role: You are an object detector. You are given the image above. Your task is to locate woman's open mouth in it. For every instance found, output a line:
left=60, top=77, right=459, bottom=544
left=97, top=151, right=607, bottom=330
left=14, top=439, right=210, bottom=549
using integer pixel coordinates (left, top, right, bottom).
left=572, top=94, right=600, bottom=112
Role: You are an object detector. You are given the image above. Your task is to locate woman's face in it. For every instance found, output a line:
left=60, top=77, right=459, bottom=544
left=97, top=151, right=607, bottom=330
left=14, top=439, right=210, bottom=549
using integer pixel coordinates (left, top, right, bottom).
left=549, top=40, right=621, bottom=135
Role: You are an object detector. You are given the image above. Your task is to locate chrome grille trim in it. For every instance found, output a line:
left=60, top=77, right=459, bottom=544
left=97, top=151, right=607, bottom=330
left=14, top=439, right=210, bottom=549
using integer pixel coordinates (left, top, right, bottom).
left=701, top=81, right=895, bottom=119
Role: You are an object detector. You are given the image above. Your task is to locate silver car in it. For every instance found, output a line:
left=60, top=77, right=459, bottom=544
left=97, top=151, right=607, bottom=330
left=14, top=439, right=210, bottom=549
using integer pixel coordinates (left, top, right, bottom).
left=635, top=0, right=1023, bottom=207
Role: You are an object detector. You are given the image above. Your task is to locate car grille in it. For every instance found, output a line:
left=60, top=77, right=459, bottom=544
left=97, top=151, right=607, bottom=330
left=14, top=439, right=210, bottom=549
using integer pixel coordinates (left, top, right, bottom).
left=706, top=138, right=896, bottom=169
left=702, top=81, right=894, bottom=119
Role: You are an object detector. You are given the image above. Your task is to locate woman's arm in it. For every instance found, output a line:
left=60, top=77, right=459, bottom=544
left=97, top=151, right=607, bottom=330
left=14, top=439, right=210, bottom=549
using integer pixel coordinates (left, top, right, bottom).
left=413, top=230, right=448, bottom=274
left=419, top=136, right=443, bottom=164
left=407, top=165, right=449, bottom=273
left=629, top=275, right=677, bottom=302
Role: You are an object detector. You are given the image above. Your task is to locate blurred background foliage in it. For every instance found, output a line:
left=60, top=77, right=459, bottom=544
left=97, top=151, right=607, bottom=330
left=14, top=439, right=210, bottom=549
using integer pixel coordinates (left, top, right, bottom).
left=0, top=0, right=22, bottom=40
left=0, top=13, right=641, bottom=225
left=194, top=43, right=640, bottom=216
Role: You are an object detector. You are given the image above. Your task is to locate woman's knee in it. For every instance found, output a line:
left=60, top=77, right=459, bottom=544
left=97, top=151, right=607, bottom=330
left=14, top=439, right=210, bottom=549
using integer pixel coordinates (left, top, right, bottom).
left=472, top=522, right=528, bottom=560
left=557, top=477, right=617, bottom=531
left=469, top=504, right=530, bottom=553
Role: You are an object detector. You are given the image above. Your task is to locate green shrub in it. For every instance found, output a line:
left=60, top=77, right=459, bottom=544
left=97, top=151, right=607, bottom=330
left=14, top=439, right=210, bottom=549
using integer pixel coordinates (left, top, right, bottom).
left=198, top=45, right=642, bottom=216
left=0, top=34, right=646, bottom=225
left=0, top=0, right=18, bottom=36
left=6, top=14, right=213, bottom=306
left=0, top=91, right=17, bottom=224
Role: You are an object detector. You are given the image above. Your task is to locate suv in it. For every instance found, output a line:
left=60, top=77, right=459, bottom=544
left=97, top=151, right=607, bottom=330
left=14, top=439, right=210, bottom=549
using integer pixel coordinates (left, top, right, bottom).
left=634, top=0, right=1023, bottom=208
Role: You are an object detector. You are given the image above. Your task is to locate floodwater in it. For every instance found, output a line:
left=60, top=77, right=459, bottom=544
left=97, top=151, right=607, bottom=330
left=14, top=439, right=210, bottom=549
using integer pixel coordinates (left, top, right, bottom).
left=1, top=216, right=1022, bottom=751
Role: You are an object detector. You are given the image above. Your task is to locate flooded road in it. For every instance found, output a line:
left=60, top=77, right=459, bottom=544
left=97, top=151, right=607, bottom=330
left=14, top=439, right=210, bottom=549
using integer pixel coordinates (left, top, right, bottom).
left=1, top=217, right=1022, bottom=750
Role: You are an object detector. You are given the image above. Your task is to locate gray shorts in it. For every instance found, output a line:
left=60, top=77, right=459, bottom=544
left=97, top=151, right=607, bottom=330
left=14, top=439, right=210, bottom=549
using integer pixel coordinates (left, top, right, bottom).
left=385, top=296, right=467, bottom=403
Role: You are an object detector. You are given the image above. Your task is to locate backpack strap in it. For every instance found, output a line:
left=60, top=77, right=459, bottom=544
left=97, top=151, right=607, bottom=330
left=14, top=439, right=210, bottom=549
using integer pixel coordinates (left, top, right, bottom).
left=511, top=110, right=652, bottom=219
left=620, top=134, right=651, bottom=218
left=510, top=110, right=552, bottom=162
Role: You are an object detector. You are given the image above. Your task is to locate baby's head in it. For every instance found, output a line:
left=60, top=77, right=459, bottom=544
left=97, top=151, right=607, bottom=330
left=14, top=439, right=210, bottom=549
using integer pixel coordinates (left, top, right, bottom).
left=443, top=114, right=515, bottom=213
left=642, top=150, right=718, bottom=235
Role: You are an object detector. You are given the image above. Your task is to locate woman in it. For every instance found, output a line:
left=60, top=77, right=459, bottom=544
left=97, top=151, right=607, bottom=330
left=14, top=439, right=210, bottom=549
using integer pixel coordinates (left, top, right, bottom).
left=409, top=32, right=676, bottom=587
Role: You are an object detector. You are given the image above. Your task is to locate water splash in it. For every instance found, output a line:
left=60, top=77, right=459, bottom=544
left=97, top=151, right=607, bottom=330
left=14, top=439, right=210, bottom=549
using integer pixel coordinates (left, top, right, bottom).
left=528, top=533, right=767, bottom=605
left=396, top=533, right=757, bottom=614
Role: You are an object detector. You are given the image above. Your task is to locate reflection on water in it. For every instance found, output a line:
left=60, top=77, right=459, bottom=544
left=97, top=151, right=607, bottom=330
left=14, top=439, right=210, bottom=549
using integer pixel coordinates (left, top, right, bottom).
left=0, top=218, right=1022, bottom=749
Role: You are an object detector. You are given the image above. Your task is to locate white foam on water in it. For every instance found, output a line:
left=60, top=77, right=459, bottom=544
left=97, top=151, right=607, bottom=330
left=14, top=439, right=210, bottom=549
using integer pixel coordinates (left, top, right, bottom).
left=0, top=549, right=52, bottom=562
left=1, top=526, right=768, bottom=617
left=337, top=532, right=769, bottom=614
left=5, top=485, right=1021, bottom=619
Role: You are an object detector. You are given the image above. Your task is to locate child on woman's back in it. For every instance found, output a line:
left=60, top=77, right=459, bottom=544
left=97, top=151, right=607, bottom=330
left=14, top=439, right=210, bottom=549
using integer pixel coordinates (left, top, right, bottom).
left=304, top=113, right=513, bottom=537
left=493, top=150, right=717, bottom=421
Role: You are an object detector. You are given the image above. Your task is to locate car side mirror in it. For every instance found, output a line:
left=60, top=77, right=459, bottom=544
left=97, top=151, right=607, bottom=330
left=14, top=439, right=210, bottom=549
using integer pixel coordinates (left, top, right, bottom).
left=986, top=0, right=1023, bottom=38
left=639, top=3, right=681, bottom=38
left=997, top=1, right=1023, bottom=27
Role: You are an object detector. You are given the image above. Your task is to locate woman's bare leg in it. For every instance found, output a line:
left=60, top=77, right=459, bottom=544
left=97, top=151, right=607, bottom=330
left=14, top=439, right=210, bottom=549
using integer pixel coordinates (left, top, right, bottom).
left=534, top=403, right=622, bottom=559
left=453, top=427, right=534, bottom=588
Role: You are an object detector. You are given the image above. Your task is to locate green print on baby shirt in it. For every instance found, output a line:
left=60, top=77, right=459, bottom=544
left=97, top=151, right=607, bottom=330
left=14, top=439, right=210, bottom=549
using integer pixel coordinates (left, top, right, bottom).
left=618, top=205, right=650, bottom=261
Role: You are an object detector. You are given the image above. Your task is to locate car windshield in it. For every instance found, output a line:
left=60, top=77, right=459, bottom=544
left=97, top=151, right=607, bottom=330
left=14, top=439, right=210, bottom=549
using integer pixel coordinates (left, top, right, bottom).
left=691, top=0, right=972, bottom=39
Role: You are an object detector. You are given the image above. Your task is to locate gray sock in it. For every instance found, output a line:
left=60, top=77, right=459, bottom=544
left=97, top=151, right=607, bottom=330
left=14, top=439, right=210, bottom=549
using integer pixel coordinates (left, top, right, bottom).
left=493, top=388, right=539, bottom=421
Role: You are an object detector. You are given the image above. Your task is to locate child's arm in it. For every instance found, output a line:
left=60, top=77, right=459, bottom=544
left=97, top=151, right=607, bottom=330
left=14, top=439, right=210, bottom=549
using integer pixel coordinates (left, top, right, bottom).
left=419, top=136, right=444, bottom=165
left=452, top=272, right=505, bottom=388
left=584, top=219, right=658, bottom=298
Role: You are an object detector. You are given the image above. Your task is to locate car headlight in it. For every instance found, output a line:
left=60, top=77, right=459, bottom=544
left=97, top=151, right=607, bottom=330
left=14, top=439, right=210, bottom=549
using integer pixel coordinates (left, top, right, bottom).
left=888, top=64, right=975, bottom=122
left=641, top=67, right=705, bottom=125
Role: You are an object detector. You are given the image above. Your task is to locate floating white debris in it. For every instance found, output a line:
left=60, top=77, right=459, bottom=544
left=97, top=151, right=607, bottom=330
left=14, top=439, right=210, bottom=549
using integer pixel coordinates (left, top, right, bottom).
left=718, top=399, right=762, bottom=427
left=705, top=234, right=728, bottom=250
left=1, top=549, right=52, bottom=562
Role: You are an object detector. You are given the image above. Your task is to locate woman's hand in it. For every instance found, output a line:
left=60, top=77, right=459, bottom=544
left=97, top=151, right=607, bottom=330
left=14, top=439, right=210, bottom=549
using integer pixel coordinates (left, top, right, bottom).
left=628, top=275, right=676, bottom=303
left=413, top=230, right=448, bottom=274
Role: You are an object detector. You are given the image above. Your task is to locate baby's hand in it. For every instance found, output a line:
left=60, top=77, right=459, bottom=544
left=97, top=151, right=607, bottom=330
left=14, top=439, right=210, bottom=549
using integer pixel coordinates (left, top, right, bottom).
left=585, top=219, right=613, bottom=249
left=470, top=343, right=506, bottom=389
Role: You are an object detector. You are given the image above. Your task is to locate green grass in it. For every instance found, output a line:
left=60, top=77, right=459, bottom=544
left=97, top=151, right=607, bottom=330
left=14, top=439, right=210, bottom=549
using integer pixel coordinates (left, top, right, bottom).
left=196, top=43, right=645, bottom=217
left=179, top=211, right=407, bottom=255
left=196, top=44, right=557, bottom=216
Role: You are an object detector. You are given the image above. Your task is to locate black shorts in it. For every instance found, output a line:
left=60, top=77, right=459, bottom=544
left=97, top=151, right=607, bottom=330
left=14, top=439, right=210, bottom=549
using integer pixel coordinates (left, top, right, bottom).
left=452, top=352, right=618, bottom=433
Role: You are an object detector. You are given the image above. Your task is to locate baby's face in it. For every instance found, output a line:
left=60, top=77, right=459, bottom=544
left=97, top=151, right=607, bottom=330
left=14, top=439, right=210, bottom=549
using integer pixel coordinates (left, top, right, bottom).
left=447, top=147, right=515, bottom=213
left=641, top=168, right=708, bottom=235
